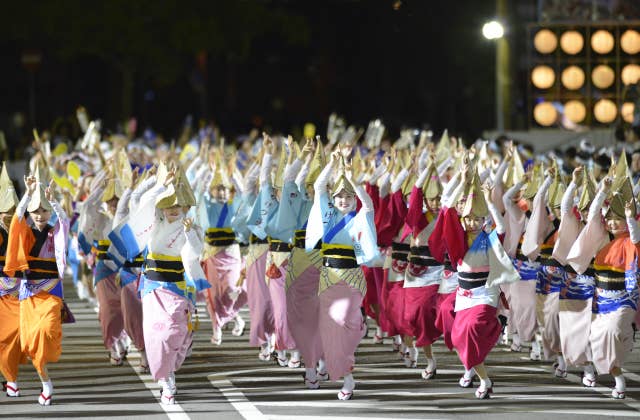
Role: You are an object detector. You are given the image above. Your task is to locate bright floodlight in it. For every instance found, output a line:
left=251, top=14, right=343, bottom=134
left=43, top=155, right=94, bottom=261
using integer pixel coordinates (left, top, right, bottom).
left=483, top=21, right=504, bottom=40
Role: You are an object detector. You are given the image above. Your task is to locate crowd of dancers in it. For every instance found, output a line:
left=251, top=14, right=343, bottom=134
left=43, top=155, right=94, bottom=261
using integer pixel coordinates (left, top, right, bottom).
left=0, top=116, right=639, bottom=406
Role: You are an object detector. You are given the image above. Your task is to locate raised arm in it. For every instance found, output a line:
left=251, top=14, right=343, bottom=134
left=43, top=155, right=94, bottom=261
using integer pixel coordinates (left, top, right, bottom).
left=484, top=184, right=505, bottom=234
left=130, top=175, right=157, bottom=211
left=625, top=200, right=640, bottom=244
left=588, top=178, right=609, bottom=223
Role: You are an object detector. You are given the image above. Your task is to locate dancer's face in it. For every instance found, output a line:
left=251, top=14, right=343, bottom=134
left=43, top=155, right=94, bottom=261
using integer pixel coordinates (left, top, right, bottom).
left=210, top=185, right=229, bottom=202
left=462, top=215, right=484, bottom=233
left=162, top=205, right=186, bottom=223
left=606, top=215, right=627, bottom=235
left=30, top=207, right=51, bottom=230
left=334, top=191, right=356, bottom=214
left=426, top=197, right=440, bottom=213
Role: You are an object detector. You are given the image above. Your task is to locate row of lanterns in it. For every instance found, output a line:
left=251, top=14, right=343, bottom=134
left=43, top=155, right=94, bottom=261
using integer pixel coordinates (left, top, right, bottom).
left=533, top=100, right=636, bottom=126
left=534, top=28, right=640, bottom=55
left=531, top=63, right=640, bottom=90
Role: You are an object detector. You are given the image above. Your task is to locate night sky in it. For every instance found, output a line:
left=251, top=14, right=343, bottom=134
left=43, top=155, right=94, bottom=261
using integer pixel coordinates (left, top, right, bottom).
left=1, top=1, right=507, bottom=148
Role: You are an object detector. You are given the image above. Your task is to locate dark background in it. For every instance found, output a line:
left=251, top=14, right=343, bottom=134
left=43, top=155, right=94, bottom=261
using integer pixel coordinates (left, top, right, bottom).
left=1, top=0, right=638, bottom=154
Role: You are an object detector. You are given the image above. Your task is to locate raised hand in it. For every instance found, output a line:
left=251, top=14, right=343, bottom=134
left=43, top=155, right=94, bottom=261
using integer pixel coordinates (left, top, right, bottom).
left=45, top=180, right=55, bottom=202
left=164, top=168, right=177, bottom=187
left=263, top=133, right=274, bottom=155
left=183, top=217, right=193, bottom=232
left=601, top=176, right=613, bottom=193
left=24, top=175, right=37, bottom=195
left=625, top=200, right=635, bottom=219
left=572, top=166, right=583, bottom=185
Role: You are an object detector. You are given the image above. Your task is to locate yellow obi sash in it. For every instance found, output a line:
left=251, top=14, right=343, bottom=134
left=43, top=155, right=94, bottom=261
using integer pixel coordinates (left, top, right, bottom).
left=96, top=239, right=111, bottom=260
left=205, top=228, right=236, bottom=247
left=26, top=257, right=58, bottom=280
left=593, top=264, right=626, bottom=291
left=318, top=244, right=365, bottom=296
left=144, top=252, right=185, bottom=283
left=321, top=243, right=358, bottom=269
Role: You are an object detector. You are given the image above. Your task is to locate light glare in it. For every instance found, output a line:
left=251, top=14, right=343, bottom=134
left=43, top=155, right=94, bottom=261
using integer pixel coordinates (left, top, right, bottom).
left=483, top=21, right=504, bottom=40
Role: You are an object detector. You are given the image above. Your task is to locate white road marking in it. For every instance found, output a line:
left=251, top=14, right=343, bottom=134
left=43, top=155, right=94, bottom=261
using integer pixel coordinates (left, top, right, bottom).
left=128, top=350, right=192, bottom=420
left=209, top=375, right=269, bottom=420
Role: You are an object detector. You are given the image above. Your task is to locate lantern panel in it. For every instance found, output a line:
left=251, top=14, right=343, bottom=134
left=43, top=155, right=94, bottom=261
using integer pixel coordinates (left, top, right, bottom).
left=621, top=30, right=640, bottom=55
left=593, top=99, right=618, bottom=123
left=591, top=64, right=615, bottom=89
left=622, top=64, right=640, bottom=86
left=531, top=65, right=556, bottom=89
left=622, top=102, right=635, bottom=124
left=534, top=29, right=558, bottom=54
left=564, top=100, right=586, bottom=123
left=534, top=102, right=558, bottom=126
left=561, top=65, right=586, bottom=90
left=591, top=30, right=615, bottom=54
left=560, top=30, right=584, bottom=55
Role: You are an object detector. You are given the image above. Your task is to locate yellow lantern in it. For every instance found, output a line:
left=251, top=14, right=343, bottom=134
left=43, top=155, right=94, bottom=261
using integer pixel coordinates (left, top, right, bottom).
left=593, top=99, right=617, bottom=123
left=591, top=30, right=615, bottom=54
left=534, top=102, right=558, bottom=126
left=561, top=66, right=585, bottom=90
left=621, top=30, right=640, bottom=55
left=534, top=29, right=558, bottom=54
left=531, top=65, right=556, bottom=89
left=591, top=65, right=615, bottom=89
left=621, top=102, right=635, bottom=123
left=564, top=100, right=586, bottom=123
left=621, top=64, right=640, bottom=86
left=560, top=30, right=584, bottom=55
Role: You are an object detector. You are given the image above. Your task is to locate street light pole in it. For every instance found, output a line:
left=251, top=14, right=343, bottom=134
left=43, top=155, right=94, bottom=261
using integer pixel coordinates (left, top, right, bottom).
left=482, top=18, right=508, bottom=133
left=496, top=0, right=509, bottom=133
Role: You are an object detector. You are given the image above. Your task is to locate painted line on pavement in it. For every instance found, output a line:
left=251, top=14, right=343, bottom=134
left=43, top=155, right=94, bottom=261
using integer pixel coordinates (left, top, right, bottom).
left=128, top=349, right=192, bottom=420
left=208, top=374, right=269, bottom=420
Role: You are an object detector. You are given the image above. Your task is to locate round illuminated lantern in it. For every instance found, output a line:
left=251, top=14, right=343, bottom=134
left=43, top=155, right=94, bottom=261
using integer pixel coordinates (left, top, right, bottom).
left=531, top=65, right=556, bottom=89
left=621, top=64, right=640, bottom=85
left=564, top=100, right=586, bottom=123
left=622, top=102, right=636, bottom=123
left=591, top=30, right=615, bottom=54
left=561, top=66, right=585, bottom=90
left=534, top=29, right=558, bottom=54
left=560, top=30, right=584, bottom=55
left=593, top=99, right=617, bottom=123
left=591, top=65, right=615, bottom=89
left=621, top=29, right=640, bottom=55
left=534, top=102, right=558, bottom=126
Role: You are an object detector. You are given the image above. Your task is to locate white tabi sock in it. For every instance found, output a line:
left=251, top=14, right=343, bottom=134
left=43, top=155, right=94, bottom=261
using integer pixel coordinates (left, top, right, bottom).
left=375, top=326, right=382, bottom=337
left=426, top=358, right=436, bottom=372
left=464, top=368, right=476, bottom=380
left=42, top=380, right=53, bottom=397
left=290, top=350, right=301, bottom=362
left=5, top=381, right=19, bottom=396
left=342, top=374, right=355, bottom=392
left=317, top=359, right=327, bottom=375
left=556, top=355, right=566, bottom=371
left=583, top=364, right=595, bottom=378
left=614, top=374, right=626, bottom=392
left=479, top=377, right=492, bottom=390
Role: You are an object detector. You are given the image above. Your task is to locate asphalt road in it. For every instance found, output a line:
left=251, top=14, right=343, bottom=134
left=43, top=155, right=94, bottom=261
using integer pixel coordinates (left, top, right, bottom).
left=3, top=279, right=640, bottom=420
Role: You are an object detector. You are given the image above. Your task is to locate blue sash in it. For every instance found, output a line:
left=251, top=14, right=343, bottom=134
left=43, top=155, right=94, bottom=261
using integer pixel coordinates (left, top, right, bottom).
left=323, top=211, right=356, bottom=243
left=216, top=203, right=229, bottom=228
